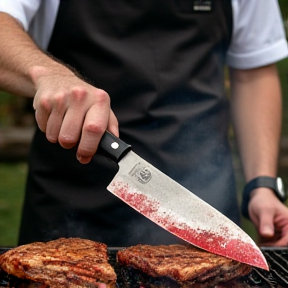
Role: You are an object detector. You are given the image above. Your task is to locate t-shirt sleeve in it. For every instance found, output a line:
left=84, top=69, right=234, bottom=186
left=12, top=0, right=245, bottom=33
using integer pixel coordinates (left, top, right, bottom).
left=0, top=0, right=41, bottom=31
left=0, top=0, right=59, bottom=50
left=226, top=0, right=288, bottom=69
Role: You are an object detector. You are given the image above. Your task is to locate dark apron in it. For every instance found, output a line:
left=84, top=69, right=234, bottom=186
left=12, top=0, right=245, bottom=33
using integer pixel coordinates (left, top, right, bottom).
left=19, top=0, right=237, bottom=245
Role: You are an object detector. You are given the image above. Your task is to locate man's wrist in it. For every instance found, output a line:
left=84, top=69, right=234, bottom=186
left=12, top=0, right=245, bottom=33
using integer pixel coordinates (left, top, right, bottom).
left=241, top=176, right=286, bottom=219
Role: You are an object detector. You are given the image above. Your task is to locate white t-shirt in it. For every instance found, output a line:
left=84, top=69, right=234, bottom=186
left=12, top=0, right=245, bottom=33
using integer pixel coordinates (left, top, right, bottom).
left=0, top=0, right=287, bottom=69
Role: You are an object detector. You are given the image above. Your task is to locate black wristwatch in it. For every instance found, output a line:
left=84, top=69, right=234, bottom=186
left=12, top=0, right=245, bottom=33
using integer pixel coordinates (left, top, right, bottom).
left=241, top=176, right=287, bottom=219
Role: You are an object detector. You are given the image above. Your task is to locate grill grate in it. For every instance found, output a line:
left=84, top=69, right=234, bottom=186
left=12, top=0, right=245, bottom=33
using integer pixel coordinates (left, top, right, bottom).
left=245, top=248, right=288, bottom=287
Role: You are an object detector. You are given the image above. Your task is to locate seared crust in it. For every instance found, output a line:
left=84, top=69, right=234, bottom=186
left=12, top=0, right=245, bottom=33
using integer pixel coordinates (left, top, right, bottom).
left=0, top=238, right=116, bottom=288
left=117, top=244, right=252, bottom=286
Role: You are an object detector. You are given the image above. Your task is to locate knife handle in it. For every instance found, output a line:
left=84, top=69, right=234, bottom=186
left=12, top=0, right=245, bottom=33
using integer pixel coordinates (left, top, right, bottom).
left=98, top=131, right=132, bottom=163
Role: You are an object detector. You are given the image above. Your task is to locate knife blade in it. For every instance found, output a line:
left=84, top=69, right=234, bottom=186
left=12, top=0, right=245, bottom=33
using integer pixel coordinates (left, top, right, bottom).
left=99, top=131, right=269, bottom=270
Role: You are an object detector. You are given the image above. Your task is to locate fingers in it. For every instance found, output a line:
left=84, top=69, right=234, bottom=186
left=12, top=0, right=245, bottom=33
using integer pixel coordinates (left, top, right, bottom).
left=75, top=107, right=119, bottom=163
left=258, top=212, right=275, bottom=238
left=252, top=207, right=275, bottom=246
left=250, top=194, right=288, bottom=247
left=33, top=77, right=118, bottom=163
left=33, top=91, right=52, bottom=133
left=57, top=86, right=94, bottom=150
left=274, top=234, right=288, bottom=246
left=258, top=230, right=288, bottom=247
left=76, top=106, right=109, bottom=164
left=46, top=94, right=68, bottom=143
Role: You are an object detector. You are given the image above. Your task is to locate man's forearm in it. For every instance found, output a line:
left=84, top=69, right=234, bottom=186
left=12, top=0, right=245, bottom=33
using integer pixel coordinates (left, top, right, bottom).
left=0, top=12, right=116, bottom=162
left=0, top=12, right=71, bottom=97
left=229, top=65, right=282, bottom=182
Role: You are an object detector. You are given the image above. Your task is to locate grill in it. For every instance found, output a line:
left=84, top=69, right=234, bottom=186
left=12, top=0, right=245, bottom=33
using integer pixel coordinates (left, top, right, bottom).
left=1, top=247, right=288, bottom=287
left=246, top=248, right=288, bottom=287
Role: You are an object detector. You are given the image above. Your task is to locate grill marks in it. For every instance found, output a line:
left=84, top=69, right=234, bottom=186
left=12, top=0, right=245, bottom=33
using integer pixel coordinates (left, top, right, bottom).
left=117, top=244, right=252, bottom=287
left=0, top=238, right=116, bottom=288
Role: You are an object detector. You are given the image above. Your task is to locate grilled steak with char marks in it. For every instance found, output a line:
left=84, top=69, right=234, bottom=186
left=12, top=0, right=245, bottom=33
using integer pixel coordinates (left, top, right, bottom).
left=0, top=238, right=116, bottom=288
left=117, top=244, right=252, bottom=288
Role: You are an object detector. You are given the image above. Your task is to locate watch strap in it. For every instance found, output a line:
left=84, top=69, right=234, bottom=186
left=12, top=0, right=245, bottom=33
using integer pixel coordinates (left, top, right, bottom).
left=241, top=176, right=282, bottom=219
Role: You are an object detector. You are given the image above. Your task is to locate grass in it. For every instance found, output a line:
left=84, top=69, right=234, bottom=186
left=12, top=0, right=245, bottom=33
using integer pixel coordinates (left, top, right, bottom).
left=0, top=162, right=27, bottom=246
left=278, top=58, right=288, bottom=135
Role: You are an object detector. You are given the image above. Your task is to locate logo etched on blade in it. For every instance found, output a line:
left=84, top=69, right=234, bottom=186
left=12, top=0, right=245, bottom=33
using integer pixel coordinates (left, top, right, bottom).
left=129, top=163, right=152, bottom=184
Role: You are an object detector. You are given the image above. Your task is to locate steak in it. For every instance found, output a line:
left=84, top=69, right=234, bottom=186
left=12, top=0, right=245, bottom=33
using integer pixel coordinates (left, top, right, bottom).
left=0, top=238, right=116, bottom=288
left=117, top=244, right=252, bottom=288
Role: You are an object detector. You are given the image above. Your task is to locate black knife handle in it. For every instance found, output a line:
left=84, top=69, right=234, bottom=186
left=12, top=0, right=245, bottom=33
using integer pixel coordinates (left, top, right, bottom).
left=98, top=131, right=132, bottom=163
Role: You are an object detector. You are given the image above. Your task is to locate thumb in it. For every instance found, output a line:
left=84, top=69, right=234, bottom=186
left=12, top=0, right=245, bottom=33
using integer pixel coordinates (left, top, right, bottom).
left=258, top=213, right=274, bottom=238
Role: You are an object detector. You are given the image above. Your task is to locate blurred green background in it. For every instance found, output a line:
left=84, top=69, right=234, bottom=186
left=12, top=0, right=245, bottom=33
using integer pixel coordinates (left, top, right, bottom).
left=0, top=1, right=288, bottom=247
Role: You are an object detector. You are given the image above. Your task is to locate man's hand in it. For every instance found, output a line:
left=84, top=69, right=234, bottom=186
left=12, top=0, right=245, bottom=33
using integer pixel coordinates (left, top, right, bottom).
left=248, top=188, right=288, bottom=246
left=0, top=13, right=119, bottom=164
left=31, top=65, right=119, bottom=164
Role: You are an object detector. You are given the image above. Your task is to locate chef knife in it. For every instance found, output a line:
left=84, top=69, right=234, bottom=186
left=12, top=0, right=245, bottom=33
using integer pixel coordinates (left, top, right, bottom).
left=99, top=131, right=269, bottom=270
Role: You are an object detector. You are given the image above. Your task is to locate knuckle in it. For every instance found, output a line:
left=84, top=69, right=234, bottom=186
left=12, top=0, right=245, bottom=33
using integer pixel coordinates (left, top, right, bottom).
left=71, top=86, right=88, bottom=102
left=58, top=134, right=78, bottom=147
left=46, top=134, right=58, bottom=143
left=77, top=142, right=96, bottom=158
left=39, top=95, right=52, bottom=112
left=83, top=122, right=105, bottom=135
left=95, top=89, right=110, bottom=105
left=53, top=92, right=66, bottom=107
left=77, top=147, right=93, bottom=158
left=77, top=138, right=94, bottom=154
left=54, top=92, right=66, bottom=105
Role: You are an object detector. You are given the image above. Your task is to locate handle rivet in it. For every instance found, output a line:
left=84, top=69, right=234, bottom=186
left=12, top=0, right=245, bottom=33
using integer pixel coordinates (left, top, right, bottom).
left=111, top=142, right=119, bottom=149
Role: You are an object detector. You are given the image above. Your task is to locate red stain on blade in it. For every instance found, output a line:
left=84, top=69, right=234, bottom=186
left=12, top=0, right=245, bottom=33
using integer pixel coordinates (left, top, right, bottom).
left=109, top=180, right=269, bottom=271
left=112, top=182, right=160, bottom=215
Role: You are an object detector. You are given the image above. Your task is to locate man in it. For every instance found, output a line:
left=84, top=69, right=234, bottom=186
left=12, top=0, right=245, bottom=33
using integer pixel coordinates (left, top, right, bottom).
left=0, top=0, right=288, bottom=246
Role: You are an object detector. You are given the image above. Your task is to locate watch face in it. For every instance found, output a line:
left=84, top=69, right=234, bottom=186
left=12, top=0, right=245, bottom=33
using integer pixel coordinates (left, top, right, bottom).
left=276, top=177, right=286, bottom=200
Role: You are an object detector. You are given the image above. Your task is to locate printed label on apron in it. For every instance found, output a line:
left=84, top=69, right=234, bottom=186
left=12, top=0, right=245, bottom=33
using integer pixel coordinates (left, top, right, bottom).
left=192, top=0, right=213, bottom=12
